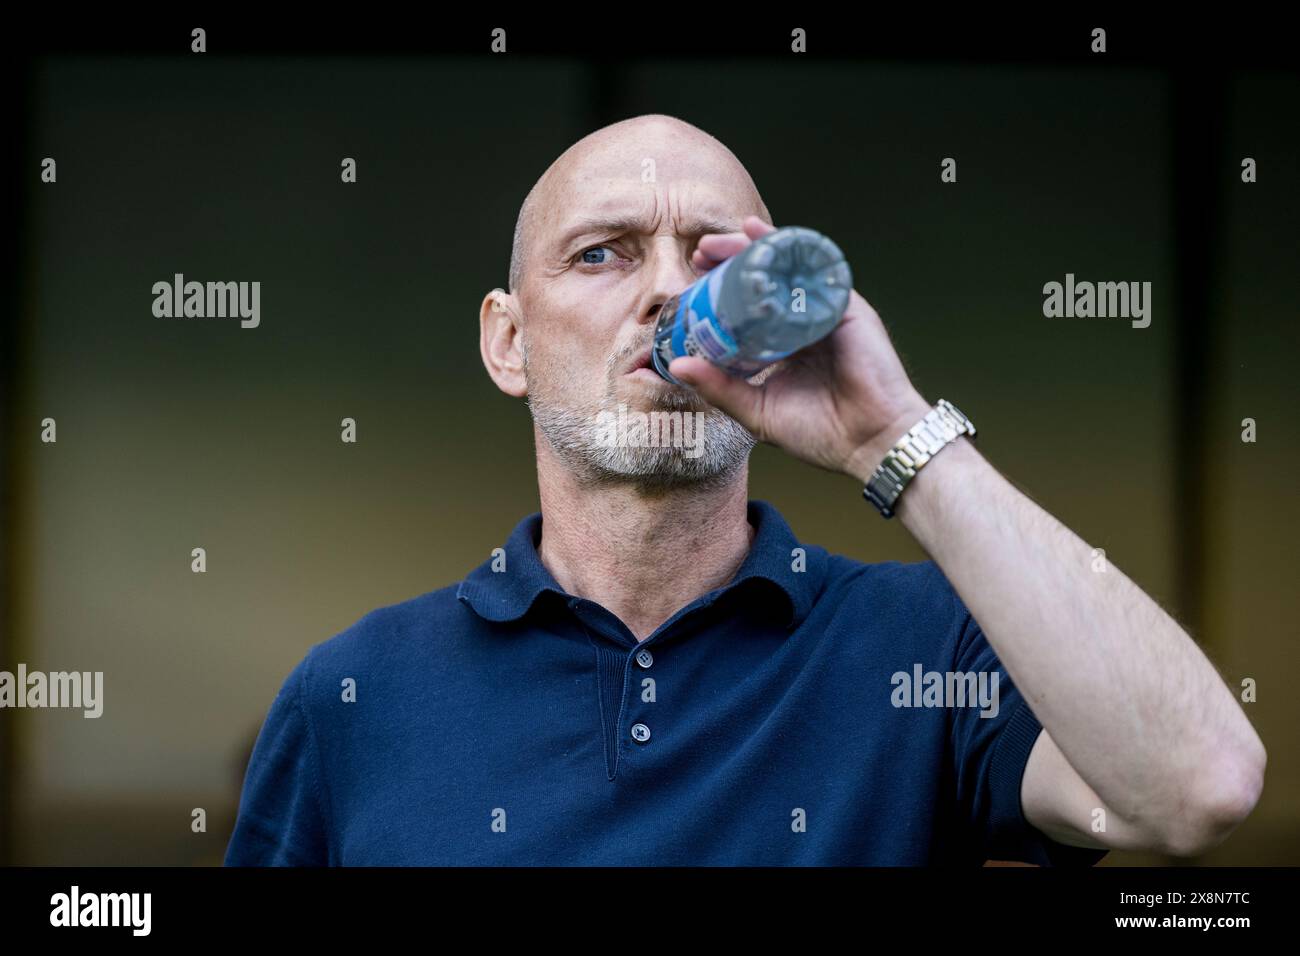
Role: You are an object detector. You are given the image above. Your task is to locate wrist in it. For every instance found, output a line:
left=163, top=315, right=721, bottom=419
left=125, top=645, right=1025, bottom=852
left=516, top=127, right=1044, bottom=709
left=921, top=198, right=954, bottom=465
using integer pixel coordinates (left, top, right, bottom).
left=892, top=431, right=981, bottom=526
left=856, top=397, right=979, bottom=519
left=845, top=394, right=933, bottom=485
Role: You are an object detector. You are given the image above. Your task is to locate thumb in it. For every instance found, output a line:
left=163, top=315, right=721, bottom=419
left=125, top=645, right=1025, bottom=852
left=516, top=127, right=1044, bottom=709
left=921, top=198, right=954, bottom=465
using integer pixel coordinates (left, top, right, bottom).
left=669, top=356, right=766, bottom=434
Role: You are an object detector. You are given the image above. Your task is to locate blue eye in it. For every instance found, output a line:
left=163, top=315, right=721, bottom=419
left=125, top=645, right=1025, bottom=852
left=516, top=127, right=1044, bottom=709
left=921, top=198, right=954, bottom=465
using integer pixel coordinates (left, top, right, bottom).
left=579, top=245, right=617, bottom=266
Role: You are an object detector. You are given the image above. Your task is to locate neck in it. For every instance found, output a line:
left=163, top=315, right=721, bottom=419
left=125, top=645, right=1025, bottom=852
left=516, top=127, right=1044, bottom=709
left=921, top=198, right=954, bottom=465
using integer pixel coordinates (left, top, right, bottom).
left=534, top=434, right=755, bottom=642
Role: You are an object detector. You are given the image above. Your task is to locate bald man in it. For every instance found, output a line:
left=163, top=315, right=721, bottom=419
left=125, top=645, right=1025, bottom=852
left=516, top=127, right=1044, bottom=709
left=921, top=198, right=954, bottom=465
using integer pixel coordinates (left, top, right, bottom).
left=226, top=114, right=1264, bottom=866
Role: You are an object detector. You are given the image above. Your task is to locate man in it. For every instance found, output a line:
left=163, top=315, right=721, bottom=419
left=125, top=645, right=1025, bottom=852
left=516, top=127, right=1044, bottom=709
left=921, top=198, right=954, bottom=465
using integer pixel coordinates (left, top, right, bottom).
left=225, top=114, right=1265, bottom=866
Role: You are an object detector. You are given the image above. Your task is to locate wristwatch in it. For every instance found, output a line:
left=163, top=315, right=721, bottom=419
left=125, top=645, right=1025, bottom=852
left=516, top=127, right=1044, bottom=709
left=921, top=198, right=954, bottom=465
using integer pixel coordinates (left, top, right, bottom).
left=862, top=399, right=976, bottom=518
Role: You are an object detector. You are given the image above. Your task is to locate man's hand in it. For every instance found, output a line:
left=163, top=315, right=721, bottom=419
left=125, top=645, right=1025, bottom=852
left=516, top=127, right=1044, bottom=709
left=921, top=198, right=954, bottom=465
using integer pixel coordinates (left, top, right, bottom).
left=669, top=215, right=932, bottom=483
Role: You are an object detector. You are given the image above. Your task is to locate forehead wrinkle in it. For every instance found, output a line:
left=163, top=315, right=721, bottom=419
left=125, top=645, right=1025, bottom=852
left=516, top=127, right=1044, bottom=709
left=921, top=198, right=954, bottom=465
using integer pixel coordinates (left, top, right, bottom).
left=545, top=172, right=746, bottom=256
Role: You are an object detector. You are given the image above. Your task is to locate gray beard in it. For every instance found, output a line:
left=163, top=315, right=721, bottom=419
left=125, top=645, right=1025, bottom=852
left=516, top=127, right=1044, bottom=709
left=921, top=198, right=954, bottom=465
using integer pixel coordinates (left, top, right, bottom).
left=523, top=343, right=756, bottom=492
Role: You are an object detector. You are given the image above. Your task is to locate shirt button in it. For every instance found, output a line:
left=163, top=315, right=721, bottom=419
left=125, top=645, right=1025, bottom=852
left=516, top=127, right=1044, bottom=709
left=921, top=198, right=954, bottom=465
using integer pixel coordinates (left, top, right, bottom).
left=630, top=722, right=651, bottom=743
left=635, top=649, right=654, bottom=669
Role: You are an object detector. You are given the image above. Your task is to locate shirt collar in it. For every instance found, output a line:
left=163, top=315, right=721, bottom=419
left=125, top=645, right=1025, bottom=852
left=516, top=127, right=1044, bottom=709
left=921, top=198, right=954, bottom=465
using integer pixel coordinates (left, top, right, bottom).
left=456, top=499, right=825, bottom=629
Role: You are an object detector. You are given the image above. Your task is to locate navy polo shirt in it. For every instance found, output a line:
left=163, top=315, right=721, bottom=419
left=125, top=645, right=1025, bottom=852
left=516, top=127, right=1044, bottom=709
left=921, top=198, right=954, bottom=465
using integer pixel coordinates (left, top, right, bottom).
left=225, top=499, right=1108, bottom=866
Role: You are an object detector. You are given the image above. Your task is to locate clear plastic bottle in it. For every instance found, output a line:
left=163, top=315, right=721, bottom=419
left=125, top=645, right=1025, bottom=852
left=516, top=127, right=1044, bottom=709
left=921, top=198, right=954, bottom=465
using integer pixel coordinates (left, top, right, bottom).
left=651, top=225, right=852, bottom=385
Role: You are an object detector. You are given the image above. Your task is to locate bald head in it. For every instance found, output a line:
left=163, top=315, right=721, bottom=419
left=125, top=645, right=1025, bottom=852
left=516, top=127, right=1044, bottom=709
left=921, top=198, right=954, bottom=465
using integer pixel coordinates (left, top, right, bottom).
left=507, top=114, right=770, bottom=294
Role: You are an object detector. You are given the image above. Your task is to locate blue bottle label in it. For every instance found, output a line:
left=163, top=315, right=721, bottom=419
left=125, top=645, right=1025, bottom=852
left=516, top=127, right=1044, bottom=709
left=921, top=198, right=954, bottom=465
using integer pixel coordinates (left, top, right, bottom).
left=652, top=258, right=772, bottom=382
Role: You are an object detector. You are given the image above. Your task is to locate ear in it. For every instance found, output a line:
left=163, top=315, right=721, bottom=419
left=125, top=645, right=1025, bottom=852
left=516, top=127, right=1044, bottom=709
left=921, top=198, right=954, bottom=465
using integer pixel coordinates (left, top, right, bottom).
left=479, top=288, right=528, bottom=398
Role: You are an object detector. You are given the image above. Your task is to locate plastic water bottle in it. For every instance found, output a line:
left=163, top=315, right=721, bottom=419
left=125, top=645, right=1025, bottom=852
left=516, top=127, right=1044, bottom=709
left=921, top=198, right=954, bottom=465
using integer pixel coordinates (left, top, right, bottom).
left=651, top=225, right=852, bottom=385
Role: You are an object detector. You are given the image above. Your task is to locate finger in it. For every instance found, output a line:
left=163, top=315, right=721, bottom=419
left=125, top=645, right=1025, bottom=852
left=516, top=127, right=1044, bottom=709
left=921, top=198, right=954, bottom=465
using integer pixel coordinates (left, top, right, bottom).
left=742, top=215, right=777, bottom=240
left=691, top=247, right=720, bottom=272
left=693, top=217, right=778, bottom=271
left=668, top=356, right=766, bottom=435
left=695, top=232, right=751, bottom=266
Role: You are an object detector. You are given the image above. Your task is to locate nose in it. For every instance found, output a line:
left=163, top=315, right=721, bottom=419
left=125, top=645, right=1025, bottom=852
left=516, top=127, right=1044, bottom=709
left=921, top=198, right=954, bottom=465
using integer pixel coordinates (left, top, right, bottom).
left=639, top=238, right=701, bottom=327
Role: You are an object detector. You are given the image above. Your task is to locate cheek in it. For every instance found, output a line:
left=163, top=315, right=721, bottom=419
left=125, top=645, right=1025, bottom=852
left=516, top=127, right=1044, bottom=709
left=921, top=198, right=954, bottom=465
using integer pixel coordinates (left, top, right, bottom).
left=524, top=323, right=610, bottom=400
left=537, top=289, right=626, bottom=380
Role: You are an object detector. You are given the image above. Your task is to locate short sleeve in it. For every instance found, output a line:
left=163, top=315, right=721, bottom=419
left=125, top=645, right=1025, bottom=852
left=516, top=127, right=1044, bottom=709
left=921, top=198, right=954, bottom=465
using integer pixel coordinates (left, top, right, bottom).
left=225, top=656, right=331, bottom=866
left=948, top=593, right=1109, bottom=867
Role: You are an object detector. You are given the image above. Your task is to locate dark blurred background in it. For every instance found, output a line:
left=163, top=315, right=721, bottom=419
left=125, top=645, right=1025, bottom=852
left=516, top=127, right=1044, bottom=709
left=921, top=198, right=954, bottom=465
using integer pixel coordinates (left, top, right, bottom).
left=3, top=47, right=1297, bottom=865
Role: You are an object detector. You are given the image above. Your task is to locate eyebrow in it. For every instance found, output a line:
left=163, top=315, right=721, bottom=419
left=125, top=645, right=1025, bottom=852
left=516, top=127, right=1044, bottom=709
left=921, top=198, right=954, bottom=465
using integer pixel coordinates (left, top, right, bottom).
left=552, top=214, right=738, bottom=255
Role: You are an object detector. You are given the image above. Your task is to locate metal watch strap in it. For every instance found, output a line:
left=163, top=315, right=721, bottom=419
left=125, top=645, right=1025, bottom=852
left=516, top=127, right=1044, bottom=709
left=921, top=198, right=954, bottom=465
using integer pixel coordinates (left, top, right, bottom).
left=862, top=399, right=976, bottom=518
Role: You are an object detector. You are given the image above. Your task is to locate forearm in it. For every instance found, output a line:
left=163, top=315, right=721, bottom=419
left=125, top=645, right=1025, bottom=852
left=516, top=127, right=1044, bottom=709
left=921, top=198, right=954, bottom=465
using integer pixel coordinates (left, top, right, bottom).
left=861, top=430, right=1266, bottom=842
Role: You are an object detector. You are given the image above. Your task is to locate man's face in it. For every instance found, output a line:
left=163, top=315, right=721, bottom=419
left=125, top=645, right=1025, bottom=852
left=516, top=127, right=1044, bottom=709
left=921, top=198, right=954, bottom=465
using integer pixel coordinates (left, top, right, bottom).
left=514, top=130, right=761, bottom=489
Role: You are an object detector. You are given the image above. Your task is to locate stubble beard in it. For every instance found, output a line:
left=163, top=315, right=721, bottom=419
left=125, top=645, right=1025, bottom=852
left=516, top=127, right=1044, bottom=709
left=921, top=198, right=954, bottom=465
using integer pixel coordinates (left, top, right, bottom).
left=522, top=335, right=756, bottom=492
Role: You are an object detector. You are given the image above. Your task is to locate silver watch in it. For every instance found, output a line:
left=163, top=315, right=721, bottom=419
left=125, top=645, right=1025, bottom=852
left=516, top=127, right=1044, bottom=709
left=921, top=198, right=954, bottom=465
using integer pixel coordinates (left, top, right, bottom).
left=862, top=399, right=976, bottom=518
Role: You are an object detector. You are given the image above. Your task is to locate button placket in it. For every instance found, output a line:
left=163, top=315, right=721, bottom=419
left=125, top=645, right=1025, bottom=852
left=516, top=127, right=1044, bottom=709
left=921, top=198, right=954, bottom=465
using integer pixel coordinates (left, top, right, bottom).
left=627, top=644, right=659, bottom=748
left=584, top=601, right=712, bottom=776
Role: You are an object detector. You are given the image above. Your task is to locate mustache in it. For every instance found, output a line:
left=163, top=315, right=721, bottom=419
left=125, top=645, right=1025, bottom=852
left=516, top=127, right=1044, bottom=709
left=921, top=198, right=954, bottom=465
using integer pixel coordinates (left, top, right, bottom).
left=608, top=348, right=712, bottom=413
left=610, top=340, right=652, bottom=374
